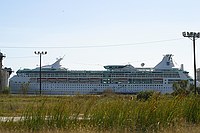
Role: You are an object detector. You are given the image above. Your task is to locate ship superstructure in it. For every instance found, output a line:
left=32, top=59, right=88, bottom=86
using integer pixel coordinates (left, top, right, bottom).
left=9, top=54, right=192, bottom=95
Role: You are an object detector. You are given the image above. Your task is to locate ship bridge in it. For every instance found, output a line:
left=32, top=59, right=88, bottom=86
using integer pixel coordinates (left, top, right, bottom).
left=104, top=64, right=135, bottom=71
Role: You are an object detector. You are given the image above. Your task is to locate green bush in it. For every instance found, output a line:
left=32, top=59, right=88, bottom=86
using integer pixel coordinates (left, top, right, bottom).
left=172, top=80, right=191, bottom=96
left=136, top=91, right=154, bottom=101
left=2, top=87, right=10, bottom=94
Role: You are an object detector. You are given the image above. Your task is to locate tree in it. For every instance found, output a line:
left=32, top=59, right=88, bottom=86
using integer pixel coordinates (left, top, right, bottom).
left=136, top=91, right=154, bottom=101
left=2, top=87, right=10, bottom=94
left=172, top=80, right=191, bottom=96
left=20, top=83, right=30, bottom=95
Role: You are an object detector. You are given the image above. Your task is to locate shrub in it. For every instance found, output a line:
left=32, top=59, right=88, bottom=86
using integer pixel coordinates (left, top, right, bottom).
left=20, top=83, right=29, bottom=95
left=172, top=80, right=191, bottom=96
left=2, top=87, right=10, bottom=94
left=136, top=91, right=154, bottom=101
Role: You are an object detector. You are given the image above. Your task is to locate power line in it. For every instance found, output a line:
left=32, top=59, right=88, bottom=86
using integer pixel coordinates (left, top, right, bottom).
left=6, top=56, right=37, bottom=59
left=0, top=38, right=183, bottom=49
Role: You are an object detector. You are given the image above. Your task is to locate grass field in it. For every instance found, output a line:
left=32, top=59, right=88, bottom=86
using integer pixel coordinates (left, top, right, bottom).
left=1, top=93, right=200, bottom=132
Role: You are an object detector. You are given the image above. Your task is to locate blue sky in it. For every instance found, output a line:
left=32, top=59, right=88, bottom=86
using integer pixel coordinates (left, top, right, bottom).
left=1, top=0, right=200, bottom=78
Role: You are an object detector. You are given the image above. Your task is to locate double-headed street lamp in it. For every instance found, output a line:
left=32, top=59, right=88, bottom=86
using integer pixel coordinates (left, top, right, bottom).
left=182, top=32, right=200, bottom=95
left=34, top=51, right=47, bottom=95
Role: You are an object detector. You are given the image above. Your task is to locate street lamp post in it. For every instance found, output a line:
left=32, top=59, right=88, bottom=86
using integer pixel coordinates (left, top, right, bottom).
left=34, top=51, right=47, bottom=95
left=182, top=32, right=200, bottom=95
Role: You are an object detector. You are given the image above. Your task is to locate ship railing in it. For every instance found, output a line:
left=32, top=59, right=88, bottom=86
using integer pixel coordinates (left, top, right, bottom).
left=135, top=67, right=154, bottom=71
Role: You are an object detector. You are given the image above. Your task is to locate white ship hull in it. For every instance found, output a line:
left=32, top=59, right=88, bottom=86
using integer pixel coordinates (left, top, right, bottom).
left=10, top=79, right=173, bottom=95
left=9, top=73, right=182, bottom=94
left=9, top=54, right=192, bottom=95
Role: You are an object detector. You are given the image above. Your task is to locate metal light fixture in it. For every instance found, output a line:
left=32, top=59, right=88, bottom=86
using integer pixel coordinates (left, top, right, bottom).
left=182, top=32, right=200, bottom=95
left=34, top=51, right=47, bottom=95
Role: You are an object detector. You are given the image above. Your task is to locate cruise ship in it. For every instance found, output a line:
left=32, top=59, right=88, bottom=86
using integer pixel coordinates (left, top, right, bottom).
left=9, top=54, right=192, bottom=95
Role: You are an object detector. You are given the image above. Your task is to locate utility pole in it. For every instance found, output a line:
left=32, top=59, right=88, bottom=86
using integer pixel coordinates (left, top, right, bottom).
left=34, top=51, right=47, bottom=95
left=182, top=32, right=200, bottom=95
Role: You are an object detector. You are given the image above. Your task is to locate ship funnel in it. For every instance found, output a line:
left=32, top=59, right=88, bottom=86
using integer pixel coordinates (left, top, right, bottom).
left=180, top=64, right=184, bottom=71
left=154, top=54, right=175, bottom=70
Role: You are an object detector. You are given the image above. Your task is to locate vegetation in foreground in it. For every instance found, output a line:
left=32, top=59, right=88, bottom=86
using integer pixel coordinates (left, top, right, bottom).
left=1, top=80, right=200, bottom=132
left=1, top=92, right=200, bottom=133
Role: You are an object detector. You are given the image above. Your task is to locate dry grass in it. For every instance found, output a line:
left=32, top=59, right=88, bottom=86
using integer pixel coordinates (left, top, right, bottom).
left=160, top=124, right=200, bottom=133
left=1, top=125, right=200, bottom=133
left=1, top=94, right=200, bottom=132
